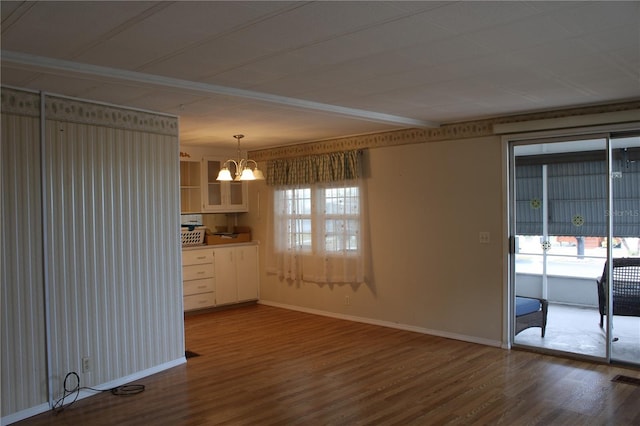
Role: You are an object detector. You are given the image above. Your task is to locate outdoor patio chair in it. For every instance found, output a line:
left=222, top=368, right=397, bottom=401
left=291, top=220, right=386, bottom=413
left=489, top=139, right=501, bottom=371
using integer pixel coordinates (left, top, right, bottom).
left=515, top=296, right=548, bottom=337
left=597, top=257, right=640, bottom=328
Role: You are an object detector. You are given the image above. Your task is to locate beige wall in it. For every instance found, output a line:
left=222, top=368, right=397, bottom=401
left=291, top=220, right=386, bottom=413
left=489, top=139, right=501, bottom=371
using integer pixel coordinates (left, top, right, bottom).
left=243, top=135, right=505, bottom=346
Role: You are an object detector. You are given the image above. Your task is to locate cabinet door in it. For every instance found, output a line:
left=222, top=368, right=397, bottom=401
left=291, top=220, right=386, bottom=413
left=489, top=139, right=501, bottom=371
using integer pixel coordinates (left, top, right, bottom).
left=202, top=156, right=249, bottom=212
left=213, top=247, right=237, bottom=305
left=236, top=246, right=259, bottom=301
left=203, top=158, right=224, bottom=211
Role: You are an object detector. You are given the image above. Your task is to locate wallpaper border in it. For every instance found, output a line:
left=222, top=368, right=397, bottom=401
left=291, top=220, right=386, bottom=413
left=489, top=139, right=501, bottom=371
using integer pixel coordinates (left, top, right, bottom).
left=249, top=100, right=640, bottom=161
left=1, top=87, right=178, bottom=136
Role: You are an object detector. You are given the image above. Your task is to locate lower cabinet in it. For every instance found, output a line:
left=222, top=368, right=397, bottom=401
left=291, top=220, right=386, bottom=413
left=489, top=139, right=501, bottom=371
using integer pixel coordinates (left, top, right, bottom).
left=214, top=245, right=259, bottom=306
left=182, top=244, right=259, bottom=311
left=182, top=249, right=215, bottom=311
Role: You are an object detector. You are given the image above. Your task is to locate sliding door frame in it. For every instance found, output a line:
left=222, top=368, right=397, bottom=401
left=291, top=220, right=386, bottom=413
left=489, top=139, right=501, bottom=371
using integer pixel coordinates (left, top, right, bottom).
left=503, top=121, right=640, bottom=364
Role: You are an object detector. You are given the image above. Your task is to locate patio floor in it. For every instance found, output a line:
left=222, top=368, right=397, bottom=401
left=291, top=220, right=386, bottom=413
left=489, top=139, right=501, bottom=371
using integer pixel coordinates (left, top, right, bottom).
left=514, top=303, right=640, bottom=365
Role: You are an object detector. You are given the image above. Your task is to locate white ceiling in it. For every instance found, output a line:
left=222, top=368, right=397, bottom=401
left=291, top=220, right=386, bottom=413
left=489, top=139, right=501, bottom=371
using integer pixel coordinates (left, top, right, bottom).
left=2, top=1, right=639, bottom=150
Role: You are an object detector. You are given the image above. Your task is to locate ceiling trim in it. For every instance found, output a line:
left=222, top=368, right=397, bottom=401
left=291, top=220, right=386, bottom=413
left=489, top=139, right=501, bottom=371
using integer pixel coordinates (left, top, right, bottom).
left=250, top=100, right=640, bottom=161
left=1, top=50, right=439, bottom=128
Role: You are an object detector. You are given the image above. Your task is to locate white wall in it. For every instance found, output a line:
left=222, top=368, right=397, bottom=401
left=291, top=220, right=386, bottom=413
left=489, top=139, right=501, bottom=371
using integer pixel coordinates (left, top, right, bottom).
left=245, top=135, right=505, bottom=346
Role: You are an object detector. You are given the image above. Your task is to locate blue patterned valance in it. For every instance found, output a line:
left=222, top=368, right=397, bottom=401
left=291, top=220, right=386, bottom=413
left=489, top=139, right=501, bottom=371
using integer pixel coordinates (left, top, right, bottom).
left=266, top=150, right=362, bottom=186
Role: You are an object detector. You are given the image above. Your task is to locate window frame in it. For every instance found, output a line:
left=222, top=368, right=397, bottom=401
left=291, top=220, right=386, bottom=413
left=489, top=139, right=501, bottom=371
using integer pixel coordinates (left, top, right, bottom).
left=320, top=185, right=360, bottom=254
left=275, top=182, right=361, bottom=256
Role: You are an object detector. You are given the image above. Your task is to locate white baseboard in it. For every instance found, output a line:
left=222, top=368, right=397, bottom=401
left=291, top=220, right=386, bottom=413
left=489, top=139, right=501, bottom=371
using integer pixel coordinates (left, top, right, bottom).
left=1, top=357, right=186, bottom=426
left=258, top=300, right=503, bottom=348
left=1, top=403, right=50, bottom=426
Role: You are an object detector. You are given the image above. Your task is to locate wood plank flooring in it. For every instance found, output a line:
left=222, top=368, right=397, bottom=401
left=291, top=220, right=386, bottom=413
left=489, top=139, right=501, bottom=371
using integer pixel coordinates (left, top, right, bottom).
left=15, top=304, right=640, bottom=425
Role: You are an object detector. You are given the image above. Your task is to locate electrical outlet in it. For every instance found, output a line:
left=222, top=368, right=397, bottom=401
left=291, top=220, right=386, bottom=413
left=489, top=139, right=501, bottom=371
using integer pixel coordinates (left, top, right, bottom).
left=479, top=232, right=491, bottom=244
left=82, top=356, right=91, bottom=373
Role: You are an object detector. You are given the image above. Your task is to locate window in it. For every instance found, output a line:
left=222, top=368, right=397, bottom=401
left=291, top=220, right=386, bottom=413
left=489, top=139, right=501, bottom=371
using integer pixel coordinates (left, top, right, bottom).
left=266, top=149, right=367, bottom=284
left=276, top=184, right=360, bottom=255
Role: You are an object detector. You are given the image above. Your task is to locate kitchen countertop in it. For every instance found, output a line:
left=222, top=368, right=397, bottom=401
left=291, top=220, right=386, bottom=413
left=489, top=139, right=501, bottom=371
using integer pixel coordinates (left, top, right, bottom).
left=182, top=241, right=258, bottom=250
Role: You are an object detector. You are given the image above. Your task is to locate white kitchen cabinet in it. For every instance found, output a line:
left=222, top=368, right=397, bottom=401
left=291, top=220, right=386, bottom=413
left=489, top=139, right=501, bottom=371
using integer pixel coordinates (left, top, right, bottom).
left=202, top=157, right=248, bottom=212
left=182, top=244, right=259, bottom=311
left=213, top=245, right=259, bottom=306
left=182, top=249, right=215, bottom=311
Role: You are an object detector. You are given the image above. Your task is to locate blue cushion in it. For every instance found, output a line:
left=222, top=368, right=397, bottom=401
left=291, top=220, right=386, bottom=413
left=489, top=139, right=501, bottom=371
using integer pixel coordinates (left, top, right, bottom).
left=516, top=297, right=541, bottom=316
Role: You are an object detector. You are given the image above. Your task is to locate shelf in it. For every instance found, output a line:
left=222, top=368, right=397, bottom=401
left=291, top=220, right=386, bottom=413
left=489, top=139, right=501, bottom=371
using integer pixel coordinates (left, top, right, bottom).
left=180, top=161, right=202, bottom=213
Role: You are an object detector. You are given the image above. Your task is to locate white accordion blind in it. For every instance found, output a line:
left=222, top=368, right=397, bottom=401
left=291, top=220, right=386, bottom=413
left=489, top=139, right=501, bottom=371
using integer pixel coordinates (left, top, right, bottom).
left=1, top=92, right=48, bottom=417
left=1, top=88, right=184, bottom=422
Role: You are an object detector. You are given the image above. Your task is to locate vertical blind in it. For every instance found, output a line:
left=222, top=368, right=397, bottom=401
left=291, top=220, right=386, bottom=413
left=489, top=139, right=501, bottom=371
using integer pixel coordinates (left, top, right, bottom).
left=1, top=88, right=183, bottom=420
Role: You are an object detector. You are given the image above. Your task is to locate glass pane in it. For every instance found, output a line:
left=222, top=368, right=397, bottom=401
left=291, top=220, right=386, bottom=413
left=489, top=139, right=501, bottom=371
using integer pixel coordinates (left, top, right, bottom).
left=324, top=218, right=359, bottom=252
left=288, top=218, right=311, bottom=250
left=206, top=160, right=223, bottom=207
left=325, top=186, right=359, bottom=215
left=207, top=160, right=221, bottom=181
left=229, top=182, right=243, bottom=205
left=208, top=183, right=222, bottom=206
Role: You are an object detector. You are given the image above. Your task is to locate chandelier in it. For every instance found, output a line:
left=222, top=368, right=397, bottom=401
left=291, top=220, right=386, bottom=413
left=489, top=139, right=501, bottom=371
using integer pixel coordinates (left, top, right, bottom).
left=216, top=134, right=265, bottom=181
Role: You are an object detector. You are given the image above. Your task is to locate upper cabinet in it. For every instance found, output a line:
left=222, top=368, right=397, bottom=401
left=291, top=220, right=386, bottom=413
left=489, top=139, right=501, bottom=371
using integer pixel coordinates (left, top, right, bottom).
left=202, top=157, right=248, bottom=213
left=180, top=160, right=202, bottom=214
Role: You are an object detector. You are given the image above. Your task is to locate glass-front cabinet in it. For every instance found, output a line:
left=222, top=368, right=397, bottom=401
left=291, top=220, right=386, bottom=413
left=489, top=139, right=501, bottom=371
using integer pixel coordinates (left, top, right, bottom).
left=203, top=157, right=248, bottom=212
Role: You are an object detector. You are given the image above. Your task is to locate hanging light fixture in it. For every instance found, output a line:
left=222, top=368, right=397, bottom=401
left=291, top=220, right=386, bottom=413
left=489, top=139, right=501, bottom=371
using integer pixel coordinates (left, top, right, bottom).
left=216, top=134, right=265, bottom=181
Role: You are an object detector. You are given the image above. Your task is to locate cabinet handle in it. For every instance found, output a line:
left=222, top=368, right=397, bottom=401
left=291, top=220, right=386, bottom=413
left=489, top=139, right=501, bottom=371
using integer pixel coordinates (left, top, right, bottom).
left=196, top=256, right=206, bottom=260
left=197, top=271, right=205, bottom=275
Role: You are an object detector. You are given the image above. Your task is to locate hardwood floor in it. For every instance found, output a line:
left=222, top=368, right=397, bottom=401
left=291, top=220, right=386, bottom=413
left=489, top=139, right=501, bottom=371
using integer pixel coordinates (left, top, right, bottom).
left=15, top=304, right=640, bottom=425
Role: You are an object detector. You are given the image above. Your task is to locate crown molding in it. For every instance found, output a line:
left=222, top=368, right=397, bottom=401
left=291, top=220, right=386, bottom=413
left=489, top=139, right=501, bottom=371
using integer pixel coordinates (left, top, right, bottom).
left=250, top=100, right=640, bottom=161
left=2, top=50, right=438, bottom=128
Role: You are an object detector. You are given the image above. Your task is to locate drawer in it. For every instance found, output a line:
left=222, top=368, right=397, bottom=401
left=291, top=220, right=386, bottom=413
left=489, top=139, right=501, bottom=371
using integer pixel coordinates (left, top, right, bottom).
left=183, top=263, right=214, bottom=281
left=183, top=292, right=215, bottom=311
left=182, top=249, right=213, bottom=266
left=183, top=278, right=214, bottom=296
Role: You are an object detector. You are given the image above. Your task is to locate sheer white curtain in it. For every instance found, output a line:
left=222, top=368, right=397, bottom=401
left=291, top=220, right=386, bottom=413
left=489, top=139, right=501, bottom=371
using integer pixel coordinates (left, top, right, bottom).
left=266, top=151, right=368, bottom=284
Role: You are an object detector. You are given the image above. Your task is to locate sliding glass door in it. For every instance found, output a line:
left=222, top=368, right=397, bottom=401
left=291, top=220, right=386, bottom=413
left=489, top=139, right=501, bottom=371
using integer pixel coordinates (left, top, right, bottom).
left=510, top=132, right=639, bottom=366
left=609, top=134, right=640, bottom=365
